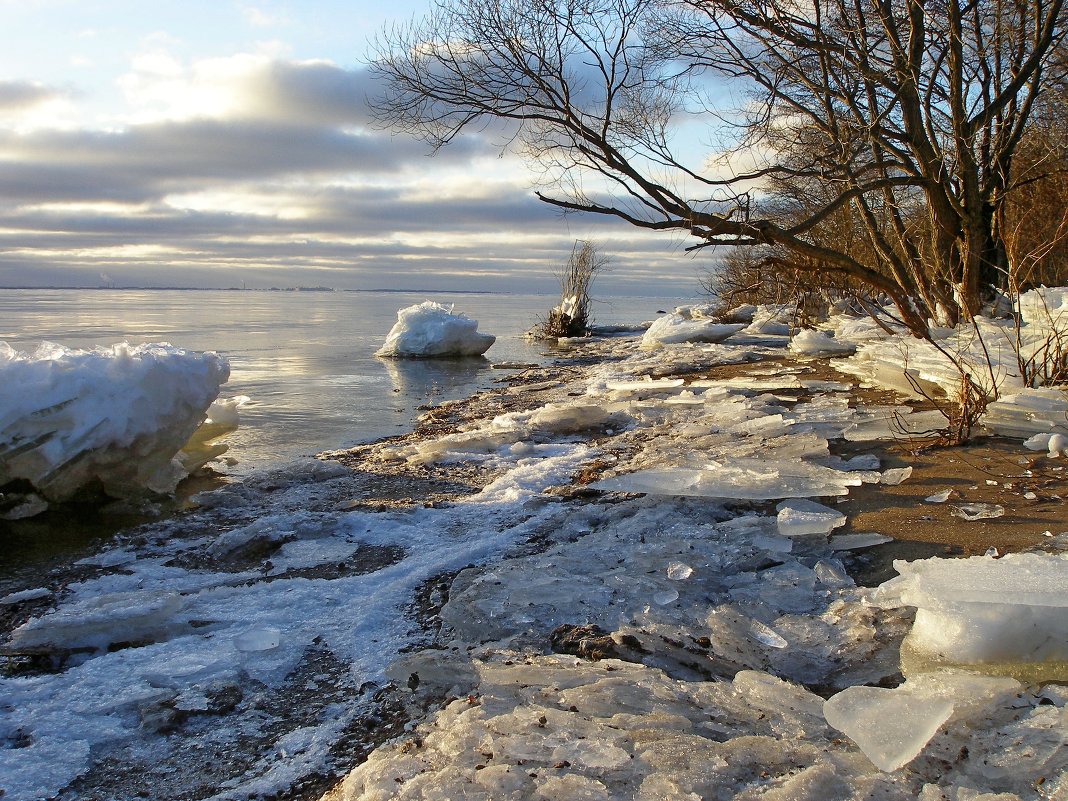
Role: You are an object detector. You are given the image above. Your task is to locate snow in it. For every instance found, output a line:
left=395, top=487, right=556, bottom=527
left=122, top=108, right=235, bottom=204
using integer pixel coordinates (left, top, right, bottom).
left=374, top=301, right=495, bottom=357
left=0, top=341, right=233, bottom=513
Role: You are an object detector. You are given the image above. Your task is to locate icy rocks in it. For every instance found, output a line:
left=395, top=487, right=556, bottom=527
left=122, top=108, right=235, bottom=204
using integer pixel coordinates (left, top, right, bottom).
left=0, top=341, right=231, bottom=508
left=374, top=301, right=495, bottom=358
left=874, top=553, right=1068, bottom=680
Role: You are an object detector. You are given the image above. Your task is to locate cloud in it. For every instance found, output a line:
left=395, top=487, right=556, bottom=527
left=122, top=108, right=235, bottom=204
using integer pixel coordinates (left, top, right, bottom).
left=0, top=80, right=64, bottom=111
left=0, top=51, right=703, bottom=294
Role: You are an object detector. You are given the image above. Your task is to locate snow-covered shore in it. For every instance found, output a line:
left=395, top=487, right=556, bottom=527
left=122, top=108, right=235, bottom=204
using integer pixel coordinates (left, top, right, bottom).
left=1, top=306, right=1066, bottom=801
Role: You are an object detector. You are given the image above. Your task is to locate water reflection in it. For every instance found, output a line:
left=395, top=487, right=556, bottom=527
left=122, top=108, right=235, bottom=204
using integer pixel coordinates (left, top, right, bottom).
left=380, top=356, right=491, bottom=401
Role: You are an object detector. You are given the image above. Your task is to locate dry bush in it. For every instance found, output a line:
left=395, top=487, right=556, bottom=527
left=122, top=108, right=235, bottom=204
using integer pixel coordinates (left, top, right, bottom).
left=537, top=240, right=609, bottom=338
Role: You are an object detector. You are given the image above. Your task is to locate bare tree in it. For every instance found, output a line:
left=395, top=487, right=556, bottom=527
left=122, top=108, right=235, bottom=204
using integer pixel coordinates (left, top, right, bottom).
left=373, top=0, right=1065, bottom=334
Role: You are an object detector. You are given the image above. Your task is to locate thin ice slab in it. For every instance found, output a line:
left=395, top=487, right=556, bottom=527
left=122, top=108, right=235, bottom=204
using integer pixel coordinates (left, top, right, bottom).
left=594, top=458, right=866, bottom=500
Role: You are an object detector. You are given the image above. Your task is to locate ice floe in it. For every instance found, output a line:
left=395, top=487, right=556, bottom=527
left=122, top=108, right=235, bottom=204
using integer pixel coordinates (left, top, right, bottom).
left=374, top=301, right=496, bottom=357
left=0, top=341, right=233, bottom=514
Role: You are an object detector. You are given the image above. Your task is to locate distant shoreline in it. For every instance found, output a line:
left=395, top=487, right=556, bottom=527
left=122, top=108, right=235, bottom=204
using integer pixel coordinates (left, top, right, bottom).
left=0, top=285, right=509, bottom=294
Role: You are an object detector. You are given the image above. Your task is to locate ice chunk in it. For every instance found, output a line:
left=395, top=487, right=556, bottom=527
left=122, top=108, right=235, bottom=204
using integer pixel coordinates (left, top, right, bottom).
left=0, top=341, right=230, bottom=506
left=775, top=499, right=847, bottom=537
left=234, top=627, right=282, bottom=653
left=825, top=672, right=1023, bottom=772
left=829, top=532, right=893, bottom=550
left=640, top=314, right=744, bottom=347
left=951, top=503, right=1005, bottom=521
left=0, top=587, right=51, bottom=605
left=789, top=329, right=857, bottom=356
left=925, top=489, right=953, bottom=503
left=749, top=619, right=788, bottom=649
left=4, top=591, right=184, bottom=652
left=880, top=466, right=913, bottom=485
left=374, top=301, right=495, bottom=357
left=604, top=377, right=686, bottom=393
left=824, top=684, right=954, bottom=771
left=594, top=458, right=865, bottom=500
left=874, top=553, right=1068, bottom=679
left=984, top=388, right=1068, bottom=439
left=666, top=561, right=693, bottom=580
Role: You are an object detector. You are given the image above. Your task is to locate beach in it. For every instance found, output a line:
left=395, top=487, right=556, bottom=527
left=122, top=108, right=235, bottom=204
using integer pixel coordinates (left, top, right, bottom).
left=2, top=309, right=1066, bottom=801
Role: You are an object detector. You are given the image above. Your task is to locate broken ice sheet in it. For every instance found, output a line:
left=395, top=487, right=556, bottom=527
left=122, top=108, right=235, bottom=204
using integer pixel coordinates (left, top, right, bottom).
left=776, top=498, right=847, bottom=537
left=951, top=503, right=1005, bottom=521
left=925, top=489, right=953, bottom=503
left=829, top=532, right=893, bottom=550
left=823, top=685, right=955, bottom=771
left=880, top=466, right=913, bottom=485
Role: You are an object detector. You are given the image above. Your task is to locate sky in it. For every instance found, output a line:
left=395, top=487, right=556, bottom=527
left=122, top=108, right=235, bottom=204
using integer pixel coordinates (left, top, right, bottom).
left=0, top=0, right=715, bottom=295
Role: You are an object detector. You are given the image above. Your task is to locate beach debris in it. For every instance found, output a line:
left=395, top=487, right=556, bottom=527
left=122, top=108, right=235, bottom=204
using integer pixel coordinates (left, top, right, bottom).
left=374, top=301, right=495, bottom=358
left=0, top=341, right=232, bottom=514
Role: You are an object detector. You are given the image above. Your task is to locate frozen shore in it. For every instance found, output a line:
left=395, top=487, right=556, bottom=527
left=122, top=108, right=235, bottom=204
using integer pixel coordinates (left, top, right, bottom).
left=1, top=309, right=1067, bottom=801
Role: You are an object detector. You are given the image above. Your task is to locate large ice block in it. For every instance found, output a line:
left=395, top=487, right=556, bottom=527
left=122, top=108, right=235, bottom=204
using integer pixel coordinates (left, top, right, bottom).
left=375, top=301, right=495, bottom=357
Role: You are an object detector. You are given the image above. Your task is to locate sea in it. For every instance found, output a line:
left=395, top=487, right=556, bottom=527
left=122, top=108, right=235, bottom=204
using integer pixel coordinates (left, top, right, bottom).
left=0, top=288, right=687, bottom=474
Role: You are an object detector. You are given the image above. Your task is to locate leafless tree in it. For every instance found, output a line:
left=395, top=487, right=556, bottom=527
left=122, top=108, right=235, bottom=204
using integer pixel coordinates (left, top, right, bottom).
left=373, top=0, right=1065, bottom=335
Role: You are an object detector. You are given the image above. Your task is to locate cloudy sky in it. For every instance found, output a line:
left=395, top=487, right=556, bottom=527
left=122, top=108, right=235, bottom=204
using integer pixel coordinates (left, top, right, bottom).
left=0, top=0, right=714, bottom=295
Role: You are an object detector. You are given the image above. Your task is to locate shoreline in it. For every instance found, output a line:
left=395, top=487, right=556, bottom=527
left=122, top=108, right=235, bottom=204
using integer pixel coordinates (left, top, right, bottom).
left=1, top=326, right=1066, bottom=801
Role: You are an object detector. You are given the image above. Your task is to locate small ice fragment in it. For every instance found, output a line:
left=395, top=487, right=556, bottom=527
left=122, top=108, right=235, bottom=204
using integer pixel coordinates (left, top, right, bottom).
left=814, top=559, right=853, bottom=587
left=985, top=547, right=999, bottom=558
left=1024, top=491, right=1038, bottom=500
left=951, top=503, right=1005, bottom=521
left=776, top=498, right=847, bottom=536
left=749, top=619, right=788, bottom=649
left=880, top=466, right=913, bottom=486
left=829, top=532, right=893, bottom=550
left=985, top=480, right=998, bottom=486
left=925, top=489, right=953, bottom=503
left=667, top=561, right=693, bottom=580
left=234, top=627, right=281, bottom=652
left=0, top=587, right=51, bottom=605
left=653, top=589, right=680, bottom=605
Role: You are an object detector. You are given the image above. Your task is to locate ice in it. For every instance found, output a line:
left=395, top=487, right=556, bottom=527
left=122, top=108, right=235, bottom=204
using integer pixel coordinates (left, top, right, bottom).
left=0, top=341, right=231, bottom=508
left=666, top=561, right=693, bottom=580
left=824, top=685, right=955, bottom=771
left=603, top=377, right=686, bottom=393
left=4, top=591, right=184, bottom=653
left=824, top=672, right=1023, bottom=772
left=874, top=553, right=1068, bottom=679
left=951, top=503, right=1005, bottom=521
left=374, top=301, right=495, bottom=357
left=233, top=627, right=282, bottom=652
left=880, top=466, right=913, bottom=485
left=594, top=458, right=866, bottom=499
left=640, top=313, right=744, bottom=347
left=775, top=499, right=847, bottom=536
left=926, top=489, right=953, bottom=503
left=789, top=328, right=857, bottom=356
left=1024, top=431, right=1068, bottom=457
left=746, top=304, right=795, bottom=336
left=0, top=587, right=51, bottom=605
left=984, top=388, right=1068, bottom=439
left=829, top=532, right=893, bottom=550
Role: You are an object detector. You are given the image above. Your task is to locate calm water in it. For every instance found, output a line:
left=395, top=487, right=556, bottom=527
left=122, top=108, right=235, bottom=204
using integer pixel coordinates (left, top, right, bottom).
left=1, top=289, right=684, bottom=474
